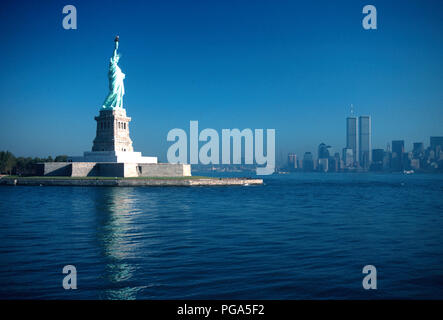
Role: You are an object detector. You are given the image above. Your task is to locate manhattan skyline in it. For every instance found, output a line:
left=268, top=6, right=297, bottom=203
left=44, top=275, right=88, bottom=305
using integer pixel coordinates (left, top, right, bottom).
left=0, top=0, right=442, bottom=163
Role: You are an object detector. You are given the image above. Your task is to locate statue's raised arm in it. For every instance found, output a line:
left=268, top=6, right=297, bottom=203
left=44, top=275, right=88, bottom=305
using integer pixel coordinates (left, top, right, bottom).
left=113, top=36, right=119, bottom=60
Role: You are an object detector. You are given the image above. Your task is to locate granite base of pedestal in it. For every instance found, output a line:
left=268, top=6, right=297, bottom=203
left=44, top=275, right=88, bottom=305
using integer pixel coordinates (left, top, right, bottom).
left=70, top=151, right=158, bottom=164
left=36, top=162, right=191, bottom=178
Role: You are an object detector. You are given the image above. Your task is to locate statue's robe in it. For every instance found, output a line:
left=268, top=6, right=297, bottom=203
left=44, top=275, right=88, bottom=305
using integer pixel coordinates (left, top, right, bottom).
left=103, top=58, right=125, bottom=109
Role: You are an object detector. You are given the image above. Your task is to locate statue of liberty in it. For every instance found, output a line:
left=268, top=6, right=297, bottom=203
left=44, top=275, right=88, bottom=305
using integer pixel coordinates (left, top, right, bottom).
left=102, top=36, right=125, bottom=109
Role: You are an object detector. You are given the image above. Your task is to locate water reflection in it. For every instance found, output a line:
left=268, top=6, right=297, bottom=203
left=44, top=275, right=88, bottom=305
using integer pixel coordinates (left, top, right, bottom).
left=93, top=187, right=147, bottom=300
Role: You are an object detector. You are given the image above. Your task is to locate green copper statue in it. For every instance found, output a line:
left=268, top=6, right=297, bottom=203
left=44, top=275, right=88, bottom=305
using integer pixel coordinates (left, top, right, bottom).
left=102, top=36, right=125, bottom=109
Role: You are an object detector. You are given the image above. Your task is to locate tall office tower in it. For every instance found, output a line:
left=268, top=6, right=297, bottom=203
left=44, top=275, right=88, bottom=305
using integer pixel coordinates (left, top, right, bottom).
left=358, top=116, right=371, bottom=169
left=317, top=143, right=330, bottom=172
left=371, top=148, right=384, bottom=171
left=331, top=152, right=341, bottom=172
left=318, top=143, right=331, bottom=159
left=318, top=158, right=329, bottom=172
left=383, top=143, right=391, bottom=170
left=302, top=152, right=314, bottom=172
left=412, top=142, right=424, bottom=159
left=287, top=153, right=297, bottom=169
left=346, top=116, right=358, bottom=167
left=430, top=137, right=443, bottom=163
left=430, top=137, right=443, bottom=153
left=391, top=140, right=405, bottom=171
left=342, top=148, right=354, bottom=168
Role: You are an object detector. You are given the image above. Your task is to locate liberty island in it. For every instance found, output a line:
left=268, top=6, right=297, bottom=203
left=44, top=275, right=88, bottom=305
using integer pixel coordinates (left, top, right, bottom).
left=68, top=35, right=162, bottom=170
left=48, top=35, right=188, bottom=178
left=2, top=36, right=262, bottom=186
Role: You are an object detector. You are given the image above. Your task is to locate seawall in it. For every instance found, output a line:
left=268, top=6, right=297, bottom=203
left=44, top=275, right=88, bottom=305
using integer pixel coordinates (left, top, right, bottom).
left=0, top=177, right=263, bottom=187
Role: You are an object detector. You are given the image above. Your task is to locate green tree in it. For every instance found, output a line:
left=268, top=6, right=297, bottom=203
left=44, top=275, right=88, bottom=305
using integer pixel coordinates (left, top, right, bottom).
left=55, top=155, right=68, bottom=162
left=0, top=151, right=17, bottom=174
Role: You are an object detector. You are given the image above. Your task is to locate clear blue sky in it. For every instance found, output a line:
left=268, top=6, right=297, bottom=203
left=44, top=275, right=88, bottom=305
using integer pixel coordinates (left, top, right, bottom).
left=0, top=0, right=442, bottom=163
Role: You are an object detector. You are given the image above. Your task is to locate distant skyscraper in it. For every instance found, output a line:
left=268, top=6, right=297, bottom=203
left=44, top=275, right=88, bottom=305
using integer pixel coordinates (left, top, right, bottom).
left=346, top=116, right=358, bottom=166
left=412, top=142, right=424, bottom=159
left=371, top=148, right=384, bottom=171
left=392, top=140, right=404, bottom=155
left=317, top=143, right=330, bottom=172
left=430, top=137, right=443, bottom=152
left=383, top=143, right=391, bottom=170
left=372, top=149, right=384, bottom=162
left=411, top=144, right=422, bottom=169
left=358, top=116, right=371, bottom=169
left=391, top=140, right=405, bottom=171
left=318, top=158, right=328, bottom=172
left=318, top=143, right=330, bottom=159
left=302, top=152, right=314, bottom=172
left=287, top=153, right=297, bottom=170
left=342, top=148, right=354, bottom=168
left=330, top=152, right=340, bottom=172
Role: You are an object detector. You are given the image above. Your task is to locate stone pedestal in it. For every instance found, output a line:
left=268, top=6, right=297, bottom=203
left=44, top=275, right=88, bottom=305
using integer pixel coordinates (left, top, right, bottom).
left=70, top=107, right=158, bottom=165
left=92, top=108, right=133, bottom=152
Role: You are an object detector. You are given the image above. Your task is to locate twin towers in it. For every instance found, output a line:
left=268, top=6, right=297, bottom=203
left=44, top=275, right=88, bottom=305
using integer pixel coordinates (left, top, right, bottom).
left=345, top=110, right=372, bottom=169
